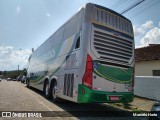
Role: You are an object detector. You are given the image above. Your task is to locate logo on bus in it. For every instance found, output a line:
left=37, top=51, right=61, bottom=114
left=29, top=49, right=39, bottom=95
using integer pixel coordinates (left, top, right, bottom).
left=93, top=62, right=99, bottom=69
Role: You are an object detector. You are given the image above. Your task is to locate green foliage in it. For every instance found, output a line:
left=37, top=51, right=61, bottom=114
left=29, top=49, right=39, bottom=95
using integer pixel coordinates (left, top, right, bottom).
left=23, top=68, right=27, bottom=76
left=2, top=70, right=24, bottom=79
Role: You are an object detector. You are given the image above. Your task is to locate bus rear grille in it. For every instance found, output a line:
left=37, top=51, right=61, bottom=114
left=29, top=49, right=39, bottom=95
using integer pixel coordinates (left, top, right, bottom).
left=93, top=30, right=133, bottom=67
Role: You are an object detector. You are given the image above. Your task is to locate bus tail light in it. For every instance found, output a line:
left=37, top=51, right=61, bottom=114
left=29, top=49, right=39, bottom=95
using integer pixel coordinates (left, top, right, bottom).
left=82, top=54, right=93, bottom=89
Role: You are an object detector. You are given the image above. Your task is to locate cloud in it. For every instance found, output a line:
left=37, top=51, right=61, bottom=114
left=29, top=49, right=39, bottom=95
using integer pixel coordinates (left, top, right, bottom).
left=16, top=5, right=21, bottom=14
left=133, top=20, right=154, bottom=37
left=0, top=45, right=32, bottom=71
left=141, top=20, right=153, bottom=29
left=133, top=25, right=145, bottom=36
left=159, top=21, right=160, bottom=27
left=46, top=13, right=51, bottom=17
left=140, top=27, right=160, bottom=47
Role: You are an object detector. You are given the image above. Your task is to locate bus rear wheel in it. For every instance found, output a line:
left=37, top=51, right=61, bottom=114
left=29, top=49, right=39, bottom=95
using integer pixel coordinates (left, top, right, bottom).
left=44, top=81, right=51, bottom=99
left=51, top=82, right=60, bottom=102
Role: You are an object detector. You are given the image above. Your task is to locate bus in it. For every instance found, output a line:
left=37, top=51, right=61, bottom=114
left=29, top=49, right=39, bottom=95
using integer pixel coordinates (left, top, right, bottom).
left=27, top=3, right=135, bottom=103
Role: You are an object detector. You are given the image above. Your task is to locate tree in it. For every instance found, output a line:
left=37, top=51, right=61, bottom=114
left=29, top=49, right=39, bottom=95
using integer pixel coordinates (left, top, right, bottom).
left=23, top=68, right=27, bottom=76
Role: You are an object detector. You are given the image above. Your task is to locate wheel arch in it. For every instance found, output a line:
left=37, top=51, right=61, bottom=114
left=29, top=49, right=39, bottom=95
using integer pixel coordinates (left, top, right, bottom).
left=43, top=76, right=49, bottom=91
left=43, top=76, right=58, bottom=91
left=50, top=76, right=58, bottom=88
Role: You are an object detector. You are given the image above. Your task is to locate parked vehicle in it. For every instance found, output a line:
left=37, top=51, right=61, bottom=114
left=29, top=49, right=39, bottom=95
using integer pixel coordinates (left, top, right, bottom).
left=21, top=76, right=26, bottom=84
left=17, top=76, right=22, bottom=82
left=0, top=78, right=1, bottom=82
left=12, top=79, right=17, bottom=81
left=7, top=78, right=12, bottom=81
left=27, top=3, right=135, bottom=103
left=149, top=101, right=160, bottom=120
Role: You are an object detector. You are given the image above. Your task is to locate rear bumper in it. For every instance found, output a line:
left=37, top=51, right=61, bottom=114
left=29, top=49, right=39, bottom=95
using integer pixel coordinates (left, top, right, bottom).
left=77, top=84, right=134, bottom=103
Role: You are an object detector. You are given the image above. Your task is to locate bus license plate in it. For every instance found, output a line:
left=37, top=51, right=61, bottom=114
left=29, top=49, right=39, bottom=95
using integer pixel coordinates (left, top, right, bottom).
left=110, top=96, right=119, bottom=101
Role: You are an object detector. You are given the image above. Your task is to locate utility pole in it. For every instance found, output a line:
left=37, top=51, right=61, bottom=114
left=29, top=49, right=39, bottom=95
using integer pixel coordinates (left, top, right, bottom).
left=18, top=65, right=19, bottom=76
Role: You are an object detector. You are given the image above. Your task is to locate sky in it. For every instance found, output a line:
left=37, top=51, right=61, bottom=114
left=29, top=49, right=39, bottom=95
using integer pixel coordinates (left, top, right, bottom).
left=0, top=0, right=160, bottom=71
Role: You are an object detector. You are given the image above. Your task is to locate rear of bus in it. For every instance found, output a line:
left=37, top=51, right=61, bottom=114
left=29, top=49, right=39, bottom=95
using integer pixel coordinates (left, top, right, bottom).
left=78, top=3, right=134, bottom=103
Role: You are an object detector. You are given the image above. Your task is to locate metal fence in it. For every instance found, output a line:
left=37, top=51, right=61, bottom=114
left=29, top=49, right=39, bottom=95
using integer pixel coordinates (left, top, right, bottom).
left=134, top=76, right=160, bottom=101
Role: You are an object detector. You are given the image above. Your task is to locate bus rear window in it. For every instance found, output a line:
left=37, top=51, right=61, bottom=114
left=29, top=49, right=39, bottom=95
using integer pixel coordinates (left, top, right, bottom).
left=93, top=7, right=133, bottom=36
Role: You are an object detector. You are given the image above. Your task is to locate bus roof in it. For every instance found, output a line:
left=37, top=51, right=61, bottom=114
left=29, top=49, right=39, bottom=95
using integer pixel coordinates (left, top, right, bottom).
left=87, top=3, right=132, bottom=23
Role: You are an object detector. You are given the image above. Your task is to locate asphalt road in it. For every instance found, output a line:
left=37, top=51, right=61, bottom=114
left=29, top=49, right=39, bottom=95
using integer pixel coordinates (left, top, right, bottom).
left=0, top=80, right=148, bottom=120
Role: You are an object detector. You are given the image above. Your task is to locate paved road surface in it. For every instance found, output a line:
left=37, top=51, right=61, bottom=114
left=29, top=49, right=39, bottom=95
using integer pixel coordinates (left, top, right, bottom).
left=0, top=80, right=148, bottom=120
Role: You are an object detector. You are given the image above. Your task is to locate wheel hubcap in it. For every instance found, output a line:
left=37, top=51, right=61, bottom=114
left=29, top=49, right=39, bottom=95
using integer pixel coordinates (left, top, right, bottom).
left=52, top=86, right=57, bottom=99
left=45, top=84, right=49, bottom=95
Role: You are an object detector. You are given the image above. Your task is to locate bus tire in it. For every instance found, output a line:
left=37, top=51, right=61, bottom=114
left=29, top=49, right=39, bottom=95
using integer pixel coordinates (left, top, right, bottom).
left=44, top=81, right=51, bottom=99
left=51, top=82, right=60, bottom=102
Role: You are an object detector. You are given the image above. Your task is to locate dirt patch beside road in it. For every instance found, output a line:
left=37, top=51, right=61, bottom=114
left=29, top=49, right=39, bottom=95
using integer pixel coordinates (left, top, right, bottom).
left=107, top=96, right=156, bottom=112
left=130, top=96, right=156, bottom=111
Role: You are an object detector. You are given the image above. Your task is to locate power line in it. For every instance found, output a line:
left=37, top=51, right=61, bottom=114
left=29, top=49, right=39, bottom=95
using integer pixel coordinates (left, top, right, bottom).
left=126, top=0, right=151, bottom=15
left=85, top=0, right=158, bottom=19
left=129, top=0, right=160, bottom=18
left=114, top=0, right=131, bottom=11
left=121, top=0, right=146, bottom=14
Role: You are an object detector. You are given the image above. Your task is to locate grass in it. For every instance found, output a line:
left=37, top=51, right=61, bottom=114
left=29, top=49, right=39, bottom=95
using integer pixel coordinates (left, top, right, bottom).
left=108, top=102, right=141, bottom=112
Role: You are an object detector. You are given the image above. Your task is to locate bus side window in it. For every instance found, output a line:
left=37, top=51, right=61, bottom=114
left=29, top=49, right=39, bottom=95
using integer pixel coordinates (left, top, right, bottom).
left=75, top=37, right=80, bottom=49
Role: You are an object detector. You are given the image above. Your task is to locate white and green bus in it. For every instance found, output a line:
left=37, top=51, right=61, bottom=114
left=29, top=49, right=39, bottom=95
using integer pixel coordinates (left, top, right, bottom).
left=27, top=3, right=135, bottom=103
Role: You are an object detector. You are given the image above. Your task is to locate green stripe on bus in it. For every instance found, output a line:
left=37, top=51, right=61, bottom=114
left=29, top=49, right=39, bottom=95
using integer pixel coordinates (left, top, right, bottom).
left=93, top=64, right=133, bottom=84
left=77, top=84, right=134, bottom=103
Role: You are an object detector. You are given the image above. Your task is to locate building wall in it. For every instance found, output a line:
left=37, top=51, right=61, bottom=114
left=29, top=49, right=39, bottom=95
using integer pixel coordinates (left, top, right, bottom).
left=135, top=60, right=160, bottom=76
left=135, top=76, right=160, bottom=100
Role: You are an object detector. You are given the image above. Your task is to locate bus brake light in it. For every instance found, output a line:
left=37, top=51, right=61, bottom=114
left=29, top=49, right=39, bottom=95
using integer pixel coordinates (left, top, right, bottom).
left=82, top=54, right=93, bottom=89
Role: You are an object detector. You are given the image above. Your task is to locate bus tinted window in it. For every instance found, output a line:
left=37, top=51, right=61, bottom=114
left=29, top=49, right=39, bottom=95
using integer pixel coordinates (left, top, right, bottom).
left=75, top=37, right=80, bottom=49
left=93, top=7, right=133, bottom=37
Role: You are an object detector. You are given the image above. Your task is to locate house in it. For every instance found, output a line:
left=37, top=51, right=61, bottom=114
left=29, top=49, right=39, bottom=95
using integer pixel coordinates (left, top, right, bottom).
left=135, top=44, right=160, bottom=76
